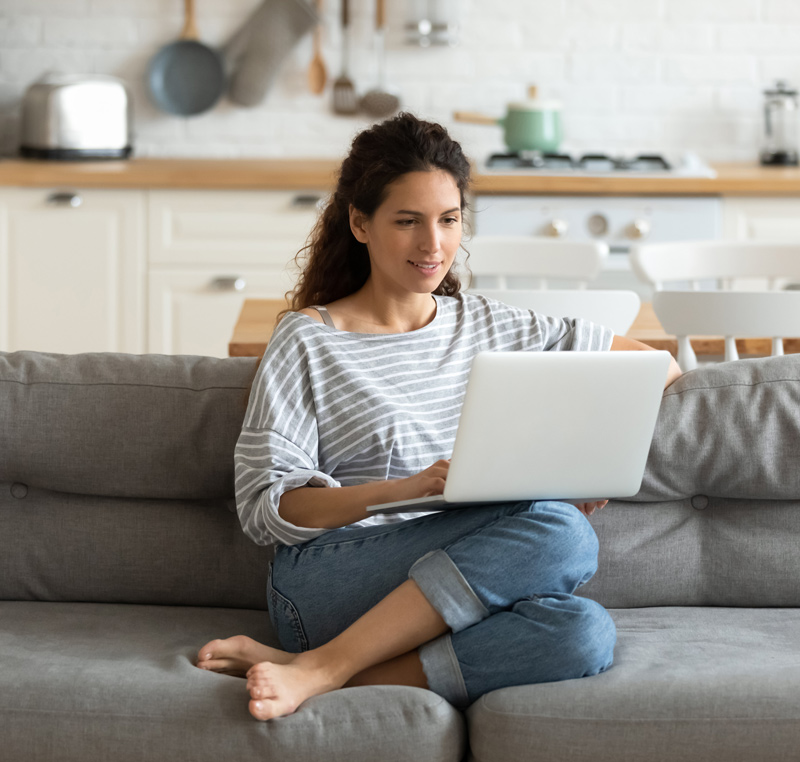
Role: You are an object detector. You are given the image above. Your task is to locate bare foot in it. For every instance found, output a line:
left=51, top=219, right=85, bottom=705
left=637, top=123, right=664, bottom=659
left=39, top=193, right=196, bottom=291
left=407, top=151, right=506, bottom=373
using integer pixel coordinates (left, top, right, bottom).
left=246, top=652, right=344, bottom=720
left=196, top=635, right=293, bottom=677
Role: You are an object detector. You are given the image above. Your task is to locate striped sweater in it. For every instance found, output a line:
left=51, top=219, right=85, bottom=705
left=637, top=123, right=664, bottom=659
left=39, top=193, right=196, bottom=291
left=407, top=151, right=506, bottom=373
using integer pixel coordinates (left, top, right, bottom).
left=235, top=292, right=614, bottom=546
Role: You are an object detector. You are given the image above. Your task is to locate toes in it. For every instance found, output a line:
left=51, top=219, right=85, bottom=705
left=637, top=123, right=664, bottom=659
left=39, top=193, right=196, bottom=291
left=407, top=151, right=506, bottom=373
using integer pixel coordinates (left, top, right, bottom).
left=250, top=698, right=294, bottom=721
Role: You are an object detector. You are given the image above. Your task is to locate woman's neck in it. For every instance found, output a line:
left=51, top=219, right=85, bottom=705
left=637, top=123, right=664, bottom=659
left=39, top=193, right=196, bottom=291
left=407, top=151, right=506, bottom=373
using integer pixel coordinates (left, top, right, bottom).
left=329, top=285, right=438, bottom=334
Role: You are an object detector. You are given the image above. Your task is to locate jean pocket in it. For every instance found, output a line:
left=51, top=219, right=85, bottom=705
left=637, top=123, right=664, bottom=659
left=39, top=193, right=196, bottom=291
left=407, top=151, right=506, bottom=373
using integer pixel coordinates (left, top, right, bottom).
left=267, top=563, right=309, bottom=653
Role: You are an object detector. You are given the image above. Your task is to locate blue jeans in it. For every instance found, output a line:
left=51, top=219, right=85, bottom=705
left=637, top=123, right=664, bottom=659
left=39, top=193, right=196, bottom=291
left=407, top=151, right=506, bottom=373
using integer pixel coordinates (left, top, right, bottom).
left=267, top=500, right=616, bottom=709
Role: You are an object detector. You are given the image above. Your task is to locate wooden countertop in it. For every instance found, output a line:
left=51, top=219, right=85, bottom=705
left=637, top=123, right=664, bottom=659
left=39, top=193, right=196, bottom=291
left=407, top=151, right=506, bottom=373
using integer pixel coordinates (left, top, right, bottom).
left=3, top=157, right=800, bottom=195
left=228, top=298, right=800, bottom=358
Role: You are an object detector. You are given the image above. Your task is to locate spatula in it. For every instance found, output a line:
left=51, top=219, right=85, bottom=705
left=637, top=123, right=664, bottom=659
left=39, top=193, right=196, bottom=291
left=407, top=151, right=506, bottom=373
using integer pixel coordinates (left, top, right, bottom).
left=308, top=0, right=327, bottom=95
left=332, top=0, right=358, bottom=114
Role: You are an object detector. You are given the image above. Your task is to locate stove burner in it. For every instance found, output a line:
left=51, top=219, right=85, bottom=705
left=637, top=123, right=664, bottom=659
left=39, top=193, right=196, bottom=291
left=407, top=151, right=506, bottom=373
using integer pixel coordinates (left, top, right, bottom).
left=486, top=152, right=672, bottom=172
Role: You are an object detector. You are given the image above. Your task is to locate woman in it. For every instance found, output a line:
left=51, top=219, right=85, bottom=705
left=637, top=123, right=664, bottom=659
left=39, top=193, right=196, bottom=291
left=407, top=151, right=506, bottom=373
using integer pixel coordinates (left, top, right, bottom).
left=197, top=113, right=682, bottom=721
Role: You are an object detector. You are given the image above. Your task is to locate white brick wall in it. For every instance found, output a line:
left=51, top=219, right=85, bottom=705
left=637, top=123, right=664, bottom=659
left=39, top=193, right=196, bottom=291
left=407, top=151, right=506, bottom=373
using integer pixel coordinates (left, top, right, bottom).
left=0, top=0, right=799, bottom=163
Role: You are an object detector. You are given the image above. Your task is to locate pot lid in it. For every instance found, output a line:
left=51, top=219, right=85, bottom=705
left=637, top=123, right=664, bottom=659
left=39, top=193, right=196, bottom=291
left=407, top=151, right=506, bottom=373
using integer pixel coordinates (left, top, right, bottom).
left=764, top=79, right=798, bottom=97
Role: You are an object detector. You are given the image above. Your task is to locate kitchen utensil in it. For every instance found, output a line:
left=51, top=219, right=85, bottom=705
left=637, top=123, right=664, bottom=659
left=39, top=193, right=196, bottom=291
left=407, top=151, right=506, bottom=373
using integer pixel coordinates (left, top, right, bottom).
left=332, top=0, right=358, bottom=115
left=20, top=73, right=133, bottom=160
left=453, top=86, right=562, bottom=153
left=360, top=0, right=401, bottom=117
left=226, top=0, right=317, bottom=107
left=148, top=0, right=225, bottom=116
left=760, top=79, right=799, bottom=166
left=308, top=0, right=327, bottom=94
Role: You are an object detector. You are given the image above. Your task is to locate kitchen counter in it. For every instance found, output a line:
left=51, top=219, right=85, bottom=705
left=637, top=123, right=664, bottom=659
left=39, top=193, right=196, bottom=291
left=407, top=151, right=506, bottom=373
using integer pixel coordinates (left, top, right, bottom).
left=2, top=158, right=800, bottom=195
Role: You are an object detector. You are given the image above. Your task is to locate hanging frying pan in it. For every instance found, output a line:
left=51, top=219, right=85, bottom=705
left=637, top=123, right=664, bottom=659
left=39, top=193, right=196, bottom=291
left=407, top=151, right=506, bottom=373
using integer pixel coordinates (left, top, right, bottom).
left=148, top=0, right=226, bottom=116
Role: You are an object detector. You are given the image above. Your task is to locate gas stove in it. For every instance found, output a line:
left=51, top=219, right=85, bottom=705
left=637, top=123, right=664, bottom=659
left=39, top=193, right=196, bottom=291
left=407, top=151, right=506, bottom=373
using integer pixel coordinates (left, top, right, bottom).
left=483, top=151, right=716, bottom=178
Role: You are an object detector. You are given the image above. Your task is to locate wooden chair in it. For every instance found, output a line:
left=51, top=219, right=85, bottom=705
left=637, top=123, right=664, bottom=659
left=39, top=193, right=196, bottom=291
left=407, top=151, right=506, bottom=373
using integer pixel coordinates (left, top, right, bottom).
left=462, top=236, right=609, bottom=290
left=630, top=241, right=800, bottom=291
left=472, top=289, right=641, bottom=336
left=652, top=290, right=800, bottom=370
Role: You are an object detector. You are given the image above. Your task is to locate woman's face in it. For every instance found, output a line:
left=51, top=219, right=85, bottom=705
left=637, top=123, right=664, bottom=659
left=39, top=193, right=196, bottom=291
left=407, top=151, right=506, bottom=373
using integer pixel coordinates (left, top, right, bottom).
left=350, top=170, right=463, bottom=297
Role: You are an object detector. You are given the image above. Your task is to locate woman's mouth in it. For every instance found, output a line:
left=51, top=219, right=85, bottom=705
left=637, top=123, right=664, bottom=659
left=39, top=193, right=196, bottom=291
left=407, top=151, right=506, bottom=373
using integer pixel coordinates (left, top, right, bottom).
left=409, top=260, right=441, bottom=274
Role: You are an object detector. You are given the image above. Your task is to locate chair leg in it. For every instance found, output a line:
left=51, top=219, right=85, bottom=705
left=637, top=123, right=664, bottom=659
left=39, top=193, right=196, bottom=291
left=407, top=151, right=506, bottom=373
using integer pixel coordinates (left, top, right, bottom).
left=677, top=336, right=697, bottom=371
left=772, top=337, right=785, bottom=357
left=724, top=336, right=739, bottom=363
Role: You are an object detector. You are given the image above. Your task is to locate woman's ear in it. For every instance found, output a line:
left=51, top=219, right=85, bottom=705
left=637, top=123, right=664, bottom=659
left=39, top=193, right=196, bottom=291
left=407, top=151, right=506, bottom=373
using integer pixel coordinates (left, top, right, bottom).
left=349, top=204, right=369, bottom=244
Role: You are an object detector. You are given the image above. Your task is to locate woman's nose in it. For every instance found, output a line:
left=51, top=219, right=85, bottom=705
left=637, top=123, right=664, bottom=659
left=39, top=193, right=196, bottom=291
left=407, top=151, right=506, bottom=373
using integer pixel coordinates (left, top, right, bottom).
left=418, top=223, right=442, bottom=253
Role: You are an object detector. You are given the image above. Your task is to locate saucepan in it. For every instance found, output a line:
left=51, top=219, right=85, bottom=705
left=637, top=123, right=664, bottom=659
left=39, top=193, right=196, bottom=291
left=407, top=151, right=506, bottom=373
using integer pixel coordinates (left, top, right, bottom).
left=453, top=86, right=562, bottom=153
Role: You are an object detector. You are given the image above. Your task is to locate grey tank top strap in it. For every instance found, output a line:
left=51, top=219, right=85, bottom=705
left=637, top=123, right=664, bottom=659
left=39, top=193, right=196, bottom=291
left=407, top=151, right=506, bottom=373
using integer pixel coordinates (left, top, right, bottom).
left=311, top=305, right=336, bottom=328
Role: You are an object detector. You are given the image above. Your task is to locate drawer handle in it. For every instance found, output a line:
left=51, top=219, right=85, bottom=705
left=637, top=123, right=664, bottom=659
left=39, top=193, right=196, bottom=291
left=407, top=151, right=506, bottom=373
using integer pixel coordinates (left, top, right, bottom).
left=47, top=192, right=82, bottom=208
left=210, top=276, right=247, bottom=292
left=291, top=194, right=324, bottom=208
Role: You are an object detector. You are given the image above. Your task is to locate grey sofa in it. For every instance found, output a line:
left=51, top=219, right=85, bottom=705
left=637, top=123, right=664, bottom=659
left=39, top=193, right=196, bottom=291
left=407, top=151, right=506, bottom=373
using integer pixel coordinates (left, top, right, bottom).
left=1, top=350, right=799, bottom=762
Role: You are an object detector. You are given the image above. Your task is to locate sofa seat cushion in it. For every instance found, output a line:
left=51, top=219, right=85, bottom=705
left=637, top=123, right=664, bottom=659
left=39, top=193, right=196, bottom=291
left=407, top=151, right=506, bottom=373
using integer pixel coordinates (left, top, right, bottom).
left=0, top=602, right=465, bottom=762
left=468, top=607, right=800, bottom=762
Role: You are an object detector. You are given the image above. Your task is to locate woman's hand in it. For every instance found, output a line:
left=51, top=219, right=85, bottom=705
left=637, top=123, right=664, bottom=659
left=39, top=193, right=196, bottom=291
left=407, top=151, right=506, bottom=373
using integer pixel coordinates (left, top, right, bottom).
left=396, top=459, right=451, bottom=501
left=575, top=500, right=608, bottom=517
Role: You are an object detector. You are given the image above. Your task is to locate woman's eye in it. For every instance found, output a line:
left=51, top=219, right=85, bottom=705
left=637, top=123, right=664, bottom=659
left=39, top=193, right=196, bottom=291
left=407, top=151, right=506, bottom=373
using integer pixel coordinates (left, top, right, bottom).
left=442, top=217, right=460, bottom=225
left=397, top=219, right=416, bottom=226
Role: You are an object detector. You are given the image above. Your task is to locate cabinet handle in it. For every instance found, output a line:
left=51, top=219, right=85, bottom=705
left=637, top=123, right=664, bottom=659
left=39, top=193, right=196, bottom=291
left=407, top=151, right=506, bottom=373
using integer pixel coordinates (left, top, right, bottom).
left=47, top=192, right=82, bottom=208
left=210, top=276, right=247, bottom=292
left=291, top=193, right=324, bottom=208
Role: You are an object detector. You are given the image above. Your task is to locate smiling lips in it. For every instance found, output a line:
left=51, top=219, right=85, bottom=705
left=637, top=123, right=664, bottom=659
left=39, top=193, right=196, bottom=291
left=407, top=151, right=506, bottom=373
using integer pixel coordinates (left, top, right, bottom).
left=409, top=260, right=441, bottom=274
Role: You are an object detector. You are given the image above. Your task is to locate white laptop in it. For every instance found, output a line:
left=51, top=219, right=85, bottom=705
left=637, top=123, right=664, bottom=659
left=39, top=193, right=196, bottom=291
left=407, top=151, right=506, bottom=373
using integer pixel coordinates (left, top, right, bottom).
left=366, top=350, right=672, bottom=514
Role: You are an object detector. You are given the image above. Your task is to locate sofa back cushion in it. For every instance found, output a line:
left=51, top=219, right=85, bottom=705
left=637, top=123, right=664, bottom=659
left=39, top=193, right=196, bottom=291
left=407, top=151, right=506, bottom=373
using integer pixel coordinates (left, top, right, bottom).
left=0, top=351, right=269, bottom=607
left=582, top=354, right=800, bottom=608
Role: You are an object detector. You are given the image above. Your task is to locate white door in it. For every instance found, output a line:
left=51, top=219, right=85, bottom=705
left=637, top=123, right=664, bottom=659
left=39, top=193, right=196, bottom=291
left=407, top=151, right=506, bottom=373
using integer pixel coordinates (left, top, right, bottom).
left=0, top=188, right=145, bottom=353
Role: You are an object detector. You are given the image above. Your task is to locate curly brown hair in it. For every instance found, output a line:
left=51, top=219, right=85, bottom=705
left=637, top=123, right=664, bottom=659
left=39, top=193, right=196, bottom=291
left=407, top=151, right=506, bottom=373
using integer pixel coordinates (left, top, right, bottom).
left=285, top=113, right=472, bottom=313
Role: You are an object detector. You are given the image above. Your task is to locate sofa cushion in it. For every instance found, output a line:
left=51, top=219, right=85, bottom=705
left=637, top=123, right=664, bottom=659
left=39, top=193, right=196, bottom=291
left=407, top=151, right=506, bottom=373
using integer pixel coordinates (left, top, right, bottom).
left=0, top=351, right=260, bottom=500
left=0, top=601, right=465, bottom=762
left=636, top=354, right=800, bottom=501
left=0, top=484, right=272, bottom=607
left=468, top=607, right=800, bottom=762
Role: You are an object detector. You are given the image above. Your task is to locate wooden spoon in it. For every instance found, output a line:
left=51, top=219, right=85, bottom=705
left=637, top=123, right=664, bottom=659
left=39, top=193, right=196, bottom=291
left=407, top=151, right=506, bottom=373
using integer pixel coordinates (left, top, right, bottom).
left=308, top=0, right=327, bottom=95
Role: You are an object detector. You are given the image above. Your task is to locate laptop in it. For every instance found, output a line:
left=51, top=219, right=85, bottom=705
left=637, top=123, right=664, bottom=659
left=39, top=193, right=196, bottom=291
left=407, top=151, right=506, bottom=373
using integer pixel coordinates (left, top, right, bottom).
left=366, top=350, right=672, bottom=515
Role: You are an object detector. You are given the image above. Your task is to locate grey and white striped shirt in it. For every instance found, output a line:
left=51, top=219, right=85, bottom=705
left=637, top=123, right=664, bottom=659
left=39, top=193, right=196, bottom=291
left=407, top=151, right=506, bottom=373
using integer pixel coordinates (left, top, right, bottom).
left=235, top=292, right=614, bottom=547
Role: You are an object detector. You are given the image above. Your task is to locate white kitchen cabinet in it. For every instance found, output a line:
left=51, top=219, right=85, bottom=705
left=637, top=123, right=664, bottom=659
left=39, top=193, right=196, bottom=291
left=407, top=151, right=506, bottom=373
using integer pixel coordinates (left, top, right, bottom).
left=723, top=198, right=800, bottom=241
left=147, top=190, right=324, bottom=357
left=0, top=188, right=145, bottom=353
left=148, top=269, right=294, bottom=357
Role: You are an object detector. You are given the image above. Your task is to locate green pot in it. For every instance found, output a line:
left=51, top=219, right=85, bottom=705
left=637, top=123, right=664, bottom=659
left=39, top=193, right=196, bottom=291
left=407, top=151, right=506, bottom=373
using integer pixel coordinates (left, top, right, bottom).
left=500, top=105, right=562, bottom=153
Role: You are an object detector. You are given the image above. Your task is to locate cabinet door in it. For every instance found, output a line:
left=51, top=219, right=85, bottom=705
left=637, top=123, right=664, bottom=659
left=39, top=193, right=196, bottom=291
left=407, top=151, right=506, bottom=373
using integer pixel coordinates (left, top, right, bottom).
left=148, top=269, right=293, bottom=358
left=723, top=198, right=800, bottom=240
left=0, top=188, right=145, bottom=353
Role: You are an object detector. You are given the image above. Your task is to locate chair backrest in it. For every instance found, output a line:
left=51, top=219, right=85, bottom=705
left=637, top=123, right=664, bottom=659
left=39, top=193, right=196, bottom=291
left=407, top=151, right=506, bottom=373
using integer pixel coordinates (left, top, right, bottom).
left=631, top=241, right=800, bottom=291
left=462, top=236, right=609, bottom=289
left=652, top=290, right=800, bottom=370
left=473, top=289, right=641, bottom=336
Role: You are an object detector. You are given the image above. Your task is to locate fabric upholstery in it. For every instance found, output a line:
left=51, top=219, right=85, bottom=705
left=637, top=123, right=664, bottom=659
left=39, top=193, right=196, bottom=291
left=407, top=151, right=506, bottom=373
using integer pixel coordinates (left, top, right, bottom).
left=0, top=485, right=271, bottom=608
left=636, top=354, right=800, bottom=501
left=0, top=351, right=260, bottom=499
left=469, top=607, right=800, bottom=762
left=0, top=602, right=465, bottom=762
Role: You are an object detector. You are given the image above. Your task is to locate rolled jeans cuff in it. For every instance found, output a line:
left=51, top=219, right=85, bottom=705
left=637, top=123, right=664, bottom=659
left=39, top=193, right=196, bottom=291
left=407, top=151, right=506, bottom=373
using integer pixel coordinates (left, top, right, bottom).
left=408, top=549, right=489, bottom=633
left=419, top=633, right=470, bottom=709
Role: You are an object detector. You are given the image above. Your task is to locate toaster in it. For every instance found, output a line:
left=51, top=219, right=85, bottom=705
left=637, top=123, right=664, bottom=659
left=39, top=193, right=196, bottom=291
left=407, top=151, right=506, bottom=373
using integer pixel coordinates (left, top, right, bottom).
left=20, top=73, right=133, bottom=160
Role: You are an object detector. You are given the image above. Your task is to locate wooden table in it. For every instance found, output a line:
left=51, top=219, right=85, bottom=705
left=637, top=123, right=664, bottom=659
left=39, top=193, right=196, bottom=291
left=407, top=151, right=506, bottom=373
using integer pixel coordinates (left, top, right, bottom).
left=228, top=298, right=800, bottom=358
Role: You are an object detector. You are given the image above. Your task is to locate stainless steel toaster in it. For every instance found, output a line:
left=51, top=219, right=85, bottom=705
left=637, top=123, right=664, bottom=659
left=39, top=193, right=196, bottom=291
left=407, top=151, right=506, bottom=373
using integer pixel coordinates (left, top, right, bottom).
left=20, top=73, right=133, bottom=160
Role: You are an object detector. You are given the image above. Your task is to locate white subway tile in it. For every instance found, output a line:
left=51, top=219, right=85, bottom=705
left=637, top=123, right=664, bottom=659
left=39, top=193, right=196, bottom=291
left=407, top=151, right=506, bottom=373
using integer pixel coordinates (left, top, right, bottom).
left=663, top=0, right=759, bottom=23
left=43, top=17, right=137, bottom=49
left=0, top=17, right=41, bottom=46
left=718, top=25, right=800, bottom=53
left=621, top=23, right=714, bottom=53
left=567, top=0, right=661, bottom=23
left=665, top=55, right=758, bottom=85
left=570, top=53, right=660, bottom=83
left=764, top=0, right=800, bottom=23
left=621, top=85, right=715, bottom=114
